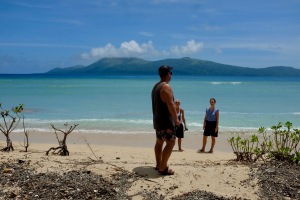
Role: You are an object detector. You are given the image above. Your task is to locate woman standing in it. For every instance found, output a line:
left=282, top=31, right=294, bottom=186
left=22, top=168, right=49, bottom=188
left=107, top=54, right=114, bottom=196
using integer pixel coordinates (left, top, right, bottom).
left=175, top=99, right=188, bottom=152
left=198, top=98, right=219, bottom=153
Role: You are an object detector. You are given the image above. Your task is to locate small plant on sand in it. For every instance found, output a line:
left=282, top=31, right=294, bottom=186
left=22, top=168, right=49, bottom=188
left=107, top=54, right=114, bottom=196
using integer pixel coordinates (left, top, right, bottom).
left=228, top=133, right=263, bottom=162
left=269, top=122, right=300, bottom=162
left=0, top=103, right=24, bottom=152
left=46, top=123, right=79, bottom=156
left=228, top=121, right=300, bottom=163
left=20, top=113, right=30, bottom=152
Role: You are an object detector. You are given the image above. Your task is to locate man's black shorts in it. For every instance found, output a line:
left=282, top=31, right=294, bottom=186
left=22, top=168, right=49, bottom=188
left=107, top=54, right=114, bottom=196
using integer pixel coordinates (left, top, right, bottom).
left=156, top=130, right=176, bottom=141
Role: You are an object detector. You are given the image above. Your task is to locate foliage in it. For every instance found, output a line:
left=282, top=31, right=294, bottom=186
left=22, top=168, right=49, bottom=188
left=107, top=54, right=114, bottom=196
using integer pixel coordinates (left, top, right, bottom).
left=20, top=113, right=30, bottom=152
left=228, top=121, right=300, bottom=163
left=0, top=103, right=24, bottom=151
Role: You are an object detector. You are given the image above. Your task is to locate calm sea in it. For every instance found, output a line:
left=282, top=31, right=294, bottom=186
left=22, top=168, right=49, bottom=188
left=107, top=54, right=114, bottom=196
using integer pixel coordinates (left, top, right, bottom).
left=0, top=75, right=299, bottom=134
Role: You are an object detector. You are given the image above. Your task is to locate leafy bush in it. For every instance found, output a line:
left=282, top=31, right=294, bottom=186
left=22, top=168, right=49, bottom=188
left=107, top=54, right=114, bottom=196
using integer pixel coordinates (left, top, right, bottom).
left=270, top=122, right=300, bottom=162
left=0, top=103, right=24, bottom=151
left=228, top=121, right=300, bottom=163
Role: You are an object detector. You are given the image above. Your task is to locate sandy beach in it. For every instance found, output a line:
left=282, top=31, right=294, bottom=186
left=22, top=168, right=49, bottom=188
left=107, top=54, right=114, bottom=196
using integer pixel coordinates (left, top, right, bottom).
left=0, top=131, right=262, bottom=199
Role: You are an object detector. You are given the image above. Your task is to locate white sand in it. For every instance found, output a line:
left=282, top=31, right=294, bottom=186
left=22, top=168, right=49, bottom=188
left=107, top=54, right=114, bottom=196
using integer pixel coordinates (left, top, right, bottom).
left=0, top=132, right=259, bottom=199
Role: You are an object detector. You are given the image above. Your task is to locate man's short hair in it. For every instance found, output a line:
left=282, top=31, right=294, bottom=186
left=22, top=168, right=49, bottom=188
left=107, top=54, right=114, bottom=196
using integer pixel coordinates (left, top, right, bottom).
left=158, top=65, right=173, bottom=77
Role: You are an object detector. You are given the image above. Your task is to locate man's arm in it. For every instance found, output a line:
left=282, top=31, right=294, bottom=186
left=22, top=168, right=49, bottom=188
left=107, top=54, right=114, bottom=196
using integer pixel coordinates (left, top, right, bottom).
left=160, top=84, right=181, bottom=126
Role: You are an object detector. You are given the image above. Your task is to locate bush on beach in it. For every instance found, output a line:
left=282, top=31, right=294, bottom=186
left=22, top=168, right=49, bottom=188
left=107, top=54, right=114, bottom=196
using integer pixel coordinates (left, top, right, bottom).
left=0, top=103, right=24, bottom=152
left=228, top=121, right=300, bottom=163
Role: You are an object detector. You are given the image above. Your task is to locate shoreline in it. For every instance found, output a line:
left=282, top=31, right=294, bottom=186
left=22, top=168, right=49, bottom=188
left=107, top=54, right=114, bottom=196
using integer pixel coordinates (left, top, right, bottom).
left=2, top=131, right=234, bottom=152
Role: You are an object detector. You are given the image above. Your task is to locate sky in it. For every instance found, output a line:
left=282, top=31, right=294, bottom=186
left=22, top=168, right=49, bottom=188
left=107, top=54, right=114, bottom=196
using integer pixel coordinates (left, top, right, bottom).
left=0, top=0, right=300, bottom=74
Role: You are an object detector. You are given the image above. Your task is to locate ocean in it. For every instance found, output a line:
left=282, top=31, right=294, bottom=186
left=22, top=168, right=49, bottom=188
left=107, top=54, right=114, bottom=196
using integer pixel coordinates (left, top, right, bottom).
left=0, top=75, right=299, bottom=135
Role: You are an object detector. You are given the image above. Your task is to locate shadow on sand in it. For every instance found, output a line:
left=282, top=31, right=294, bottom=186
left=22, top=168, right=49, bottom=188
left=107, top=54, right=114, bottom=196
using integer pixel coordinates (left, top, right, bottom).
left=172, top=149, right=184, bottom=152
left=132, top=166, right=162, bottom=179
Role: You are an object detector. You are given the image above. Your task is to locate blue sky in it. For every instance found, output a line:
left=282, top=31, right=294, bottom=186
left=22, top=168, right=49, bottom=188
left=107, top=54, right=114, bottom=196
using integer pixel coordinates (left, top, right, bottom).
left=0, top=0, right=300, bottom=73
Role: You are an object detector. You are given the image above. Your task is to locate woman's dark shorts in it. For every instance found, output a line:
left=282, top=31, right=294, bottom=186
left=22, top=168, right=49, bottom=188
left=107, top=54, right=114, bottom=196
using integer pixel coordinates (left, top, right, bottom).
left=176, top=124, right=184, bottom=138
left=204, top=120, right=218, bottom=137
left=156, top=129, right=176, bottom=141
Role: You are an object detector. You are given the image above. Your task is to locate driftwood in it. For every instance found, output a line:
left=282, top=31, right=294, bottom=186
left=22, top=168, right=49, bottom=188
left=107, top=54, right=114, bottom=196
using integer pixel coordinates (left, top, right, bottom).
left=46, top=123, right=78, bottom=156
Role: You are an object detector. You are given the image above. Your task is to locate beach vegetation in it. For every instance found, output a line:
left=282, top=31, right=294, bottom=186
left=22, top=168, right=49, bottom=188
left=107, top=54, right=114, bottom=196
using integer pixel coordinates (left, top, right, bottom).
left=46, top=123, right=79, bottom=156
left=0, top=103, right=24, bottom=152
left=228, top=121, right=300, bottom=163
left=20, top=113, right=30, bottom=152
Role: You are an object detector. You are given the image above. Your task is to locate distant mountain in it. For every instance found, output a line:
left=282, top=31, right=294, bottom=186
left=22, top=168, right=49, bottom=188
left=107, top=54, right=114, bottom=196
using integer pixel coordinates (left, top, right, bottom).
left=46, top=57, right=300, bottom=76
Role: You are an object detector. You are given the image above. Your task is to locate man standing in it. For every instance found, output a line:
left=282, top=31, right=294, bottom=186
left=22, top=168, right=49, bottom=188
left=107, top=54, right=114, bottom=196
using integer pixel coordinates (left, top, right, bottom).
left=151, top=65, right=181, bottom=175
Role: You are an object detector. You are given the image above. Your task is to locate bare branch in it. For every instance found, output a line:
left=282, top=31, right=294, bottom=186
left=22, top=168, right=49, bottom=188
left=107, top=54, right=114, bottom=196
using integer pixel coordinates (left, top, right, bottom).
left=21, top=114, right=29, bottom=152
left=66, top=124, right=79, bottom=136
left=2, top=114, right=9, bottom=132
left=0, top=123, right=6, bottom=134
left=50, top=124, right=67, bottom=135
left=81, top=136, right=99, bottom=160
left=54, top=130, right=61, bottom=144
left=47, top=123, right=79, bottom=156
left=8, top=117, right=21, bottom=134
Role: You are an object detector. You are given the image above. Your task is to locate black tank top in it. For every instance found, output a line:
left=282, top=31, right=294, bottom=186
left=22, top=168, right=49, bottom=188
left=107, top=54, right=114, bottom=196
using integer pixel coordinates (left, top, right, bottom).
left=151, top=82, right=175, bottom=131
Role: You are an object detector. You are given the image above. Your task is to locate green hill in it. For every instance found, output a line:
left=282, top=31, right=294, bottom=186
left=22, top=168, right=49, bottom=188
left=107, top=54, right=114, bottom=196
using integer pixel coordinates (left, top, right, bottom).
left=46, top=57, right=300, bottom=76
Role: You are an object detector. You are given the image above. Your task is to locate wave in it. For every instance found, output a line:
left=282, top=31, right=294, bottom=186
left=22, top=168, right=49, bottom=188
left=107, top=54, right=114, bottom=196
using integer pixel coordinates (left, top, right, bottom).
left=218, top=111, right=300, bottom=115
left=14, top=125, right=300, bottom=135
left=48, top=85, right=79, bottom=88
left=13, top=128, right=153, bottom=135
left=24, top=118, right=153, bottom=125
left=210, top=82, right=242, bottom=85
left=187, top=122, right=258, bottom=130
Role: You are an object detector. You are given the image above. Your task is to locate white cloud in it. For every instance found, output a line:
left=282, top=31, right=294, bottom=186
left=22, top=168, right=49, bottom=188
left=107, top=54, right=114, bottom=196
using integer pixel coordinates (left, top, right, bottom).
left=203, top=24, right=221, bottom=31
left=215, top=47, right=222, bottom=54
left=170, top=39, right=204, bottom=55
left=27, top=18, right=83, bottom=25
left=0, top=43, right=88, bottom=48
left=138, top=32, right=153, bottom=37
left=12, top=2, right=52, bottom=9
left=188, top=24, right=222, bottom=32
left=81, top=39, right=204, bottom=60
left=152, top=0, right=198, bottom=3
left=81, top=40, right=157, bottom=59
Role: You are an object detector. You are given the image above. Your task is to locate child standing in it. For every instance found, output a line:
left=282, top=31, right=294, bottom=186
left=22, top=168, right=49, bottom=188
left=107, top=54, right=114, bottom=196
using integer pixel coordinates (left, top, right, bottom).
left=174, top=99, right=188, bottom=152
left=198, top=98, right=219, bottom=153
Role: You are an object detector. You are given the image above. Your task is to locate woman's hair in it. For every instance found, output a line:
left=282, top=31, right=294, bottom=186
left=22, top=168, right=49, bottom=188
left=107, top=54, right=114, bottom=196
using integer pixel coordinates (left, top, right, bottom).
left=210, top=98, right=216, bottom=103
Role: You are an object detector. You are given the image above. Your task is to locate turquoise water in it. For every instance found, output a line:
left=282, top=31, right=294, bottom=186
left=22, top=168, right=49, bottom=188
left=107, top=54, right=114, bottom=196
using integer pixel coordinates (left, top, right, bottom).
left=0, top=75, right=299, bottom=134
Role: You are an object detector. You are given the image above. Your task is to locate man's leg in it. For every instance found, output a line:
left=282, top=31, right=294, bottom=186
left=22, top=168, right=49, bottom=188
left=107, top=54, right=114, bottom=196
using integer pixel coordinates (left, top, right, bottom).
left=154, top=138, right=164, bottom=168
left=159, top=138, right=175, bottom=171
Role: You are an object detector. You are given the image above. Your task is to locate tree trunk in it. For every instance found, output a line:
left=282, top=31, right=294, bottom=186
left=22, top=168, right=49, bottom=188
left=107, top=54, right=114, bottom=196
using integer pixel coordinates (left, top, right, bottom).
left=1, top=136, right=14, bottom=152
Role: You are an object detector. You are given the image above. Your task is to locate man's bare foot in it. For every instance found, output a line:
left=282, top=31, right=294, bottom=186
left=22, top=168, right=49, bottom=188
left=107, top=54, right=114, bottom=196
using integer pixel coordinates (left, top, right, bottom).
left=158, top=167, right=175, bottom=175
left=197, top=149, right=205, bottom=153
left=179, top=149, right=184, bottom=152
left=208, top=150, right=213, bottom=153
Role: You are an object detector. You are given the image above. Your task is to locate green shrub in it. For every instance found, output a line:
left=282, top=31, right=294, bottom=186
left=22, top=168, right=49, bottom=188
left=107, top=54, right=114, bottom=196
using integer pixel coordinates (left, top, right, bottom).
left=0, top=103, right=24, bottom=151
left=228, top=121, right=300, bottom=163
